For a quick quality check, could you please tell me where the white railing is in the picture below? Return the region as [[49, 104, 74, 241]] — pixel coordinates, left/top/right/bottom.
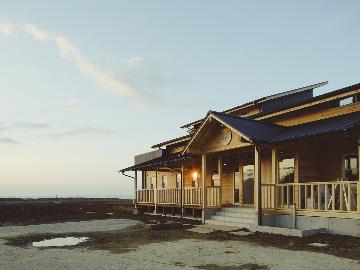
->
[[136, 187, 221, 207], [156, 188, 181, 205], [136, 189, 154, 204], [261, 181, 359, 214], [183, 187, 202, 205], [207, 187, 220, 207]]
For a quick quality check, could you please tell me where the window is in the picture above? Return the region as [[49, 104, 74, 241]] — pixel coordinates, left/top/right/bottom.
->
[[211, 171, 220, 187], [161, 175, 168, 189], [176, 174, 181, 189], [339, 97, 353, 107], [149, 176, 154, 190], [329, 95, 359, 108], [344, 154, 359, 181], [192, 172, 199, 187], [279, 154, 295, 183]]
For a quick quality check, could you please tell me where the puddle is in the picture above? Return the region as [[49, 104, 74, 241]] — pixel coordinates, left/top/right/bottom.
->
[[309, 243, 328, 247], [32, 237, 89, 247], [86, 211, 96, 214], [106, 213, 114, 215]]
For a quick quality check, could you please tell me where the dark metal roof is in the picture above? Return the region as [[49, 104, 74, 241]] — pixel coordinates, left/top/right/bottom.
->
[[211, 111, 285, 143], [211, 111, 360, 144], [272, 112, 360, 143], [180, 81, 328, 129], [119, 154, 190, 172], [251, 82, 360, 119], [151, 134, 191, 149]]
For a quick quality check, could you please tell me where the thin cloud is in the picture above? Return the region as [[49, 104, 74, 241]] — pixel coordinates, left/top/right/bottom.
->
[[65, 99, 87, 113], [0, 137, 20, 145], [51, 127, 115, 138], [126, 57, 144, 69], [15, 121, 51, 130], [24, 23, 151, 106], [0, 21, 13, 35], [41, 99, 87, 114], [24, 23, 51, 41]]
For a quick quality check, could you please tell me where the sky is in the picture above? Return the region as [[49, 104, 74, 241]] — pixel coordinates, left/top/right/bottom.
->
[[0, 0, 359, 198]]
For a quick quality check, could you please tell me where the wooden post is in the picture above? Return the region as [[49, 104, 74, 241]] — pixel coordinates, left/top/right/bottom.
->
[[239, 162, 243, 206], [154, 169, 158, 214], [134, 170, 138, 209], [294, 152, 299, 208], [201, 154, 207, 223], [254, 147, 262, 226], [271, 148, 278, 209], [218, 156, 222, 207], [358, 136, 360, 214], [181, 164, 185, 218]]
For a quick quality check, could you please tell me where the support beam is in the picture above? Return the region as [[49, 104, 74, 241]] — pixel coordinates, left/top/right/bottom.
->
[[254, 147, 262, 226], [218, 156, 223, 206], [239, 162, 243, 206], [271, 148, 278, 209], [181, 164, 185, 218], [358, 136, 360, 214], [134, 170, 138, 208], [154, 169, 158, 214], [201, 154, 207, 223]]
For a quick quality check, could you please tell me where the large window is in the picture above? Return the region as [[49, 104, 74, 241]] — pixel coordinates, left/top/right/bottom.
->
[[149, 176, 154, 190], [176, 174, 181, 189], [192, 172, 199, 187], [344, 154, 359, 181], [161, 175, 168, 189], [279, 154, 295, 183], [211, 170, 220, 187]]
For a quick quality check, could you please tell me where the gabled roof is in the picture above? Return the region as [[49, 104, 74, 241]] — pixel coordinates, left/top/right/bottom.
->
[[121, 112, 360, 172], [180, 81, 328, 129], [210, 111, 286, 143], [183, 111, 360, 153]]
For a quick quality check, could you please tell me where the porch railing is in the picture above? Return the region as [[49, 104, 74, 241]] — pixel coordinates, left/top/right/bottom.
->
[[206, 187, 220, 207], [183, 187, 202, 205], [136, 187, 221, 207], [136, 189, 155, 204], [261, 181, 359, 214], [156, 188, 181, 205]]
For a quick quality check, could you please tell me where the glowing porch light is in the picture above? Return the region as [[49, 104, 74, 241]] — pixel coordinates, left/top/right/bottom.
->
[[192, 171, 199, 180]]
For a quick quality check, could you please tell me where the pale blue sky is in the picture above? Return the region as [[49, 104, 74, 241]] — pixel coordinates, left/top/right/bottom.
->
[[0, 1, 359, 197]]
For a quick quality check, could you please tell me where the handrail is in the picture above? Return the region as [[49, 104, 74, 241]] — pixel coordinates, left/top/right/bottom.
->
[[261, 181, 358, 213]]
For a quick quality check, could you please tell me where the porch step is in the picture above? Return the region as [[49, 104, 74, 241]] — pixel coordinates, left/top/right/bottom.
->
[[206, 219, 254, 230], [206, 207, 257, 229]]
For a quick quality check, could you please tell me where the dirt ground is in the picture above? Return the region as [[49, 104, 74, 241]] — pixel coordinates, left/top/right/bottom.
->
[[0, 201, 199, 226], [1, 201, 360, 269], [1, 220, 359, 270]]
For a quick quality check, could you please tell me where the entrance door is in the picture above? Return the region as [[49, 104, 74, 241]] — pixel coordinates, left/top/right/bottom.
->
[[242, 165, 254, 205], [234, 171, 240, 205]]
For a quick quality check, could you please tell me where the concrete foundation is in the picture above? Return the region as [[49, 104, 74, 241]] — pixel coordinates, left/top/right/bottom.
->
[[261, 213, 360, 237]]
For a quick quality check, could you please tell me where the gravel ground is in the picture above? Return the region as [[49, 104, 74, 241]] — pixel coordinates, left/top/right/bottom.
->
[[0, 219, 140, 238], [0, 219, 359, 270]]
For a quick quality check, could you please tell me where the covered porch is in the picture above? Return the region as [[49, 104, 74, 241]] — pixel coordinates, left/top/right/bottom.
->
[[123, 111, 360, 225]]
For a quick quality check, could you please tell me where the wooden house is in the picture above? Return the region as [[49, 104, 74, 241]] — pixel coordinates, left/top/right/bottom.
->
[[120, 81, 360, 236]]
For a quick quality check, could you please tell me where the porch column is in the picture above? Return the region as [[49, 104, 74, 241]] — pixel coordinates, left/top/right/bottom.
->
[[358, 136, 360, 214], [181, 164, 185, 218], [218, 156, 222, 206], [154, 169, 158, 214], [201, 154, 207, 223], [134, 170, 138, 209], [239, 162, 243, 205], [271, 148, 278, 209], [254, 146, 262, 226]]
